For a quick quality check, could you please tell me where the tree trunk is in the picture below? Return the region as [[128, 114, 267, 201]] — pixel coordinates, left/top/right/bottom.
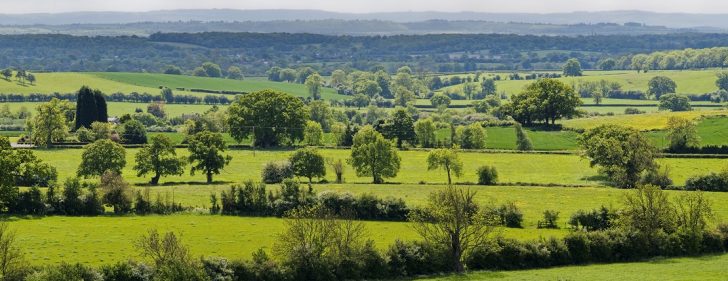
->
[[373, 174, 383, 184], [451, 234, 464, 273], [447, 169, 452, 186], [151, 173, 161, 185], [206, 172, 213, 184]]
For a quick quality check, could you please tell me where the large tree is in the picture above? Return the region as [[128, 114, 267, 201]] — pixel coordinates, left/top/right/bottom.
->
[[134, 135, 186, 185], [187, 131, 232, 184], [74, 86, 108, 129], [579, 125, 658, 188], [378, 107, 416, 148], [29, 98, 70, 148], [647, 76, 677, 99], [348, 125, 401, 184], [414, 118, 437, 148], [0, 137, 20, 211], [562, 58, 583, 77], [658, 93, 691, 112], [716, 72, 728, 91], [227, 90, 308, 147], [665, 117, 700, 151], [289, 147, 326, 185], [427, 148, 463, 185], [304, 72, 323, 100], [504, 78, 581, 125], [77, 139, 127, 178], [410, 186, 495, 273]]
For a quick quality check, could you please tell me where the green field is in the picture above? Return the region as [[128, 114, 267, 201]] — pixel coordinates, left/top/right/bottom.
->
[[4, 101, 221, 118], [420, 254, 728, 281], [561, 110, 727, 131], [0, 72, 344, 100], [34, 148, 727, 187]]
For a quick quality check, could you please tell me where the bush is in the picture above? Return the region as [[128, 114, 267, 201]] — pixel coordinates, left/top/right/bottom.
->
[[26, 263, 102, 281], [386, 240, 449, 277], [564, 231, 590, 263], [76, 127, 95, 143], [100, 261, 154, 281], [685, 171, 728, 192], [490, 202, 523, 228], [568, 206, 616, 231], [476, 165, 498, 185], [624, 107, 645, 115], [261, 161, 294, 184], [640, 167, 673, 189], [538, 210, 560, 229]]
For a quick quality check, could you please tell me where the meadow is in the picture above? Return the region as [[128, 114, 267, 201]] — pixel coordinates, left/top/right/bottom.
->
[[420, 254, 728, 281], [4, 101, 221, 118], [0, 72, 343, 99]]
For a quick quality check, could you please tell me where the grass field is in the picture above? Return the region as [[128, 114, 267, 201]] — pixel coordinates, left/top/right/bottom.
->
[[0, 72, 344, 100], [561, 109, 727, 131], [420, 254, 728, 281], [3, 101, 221, 118], [34, 148, 727, 187], [440, 69, 727, 96]]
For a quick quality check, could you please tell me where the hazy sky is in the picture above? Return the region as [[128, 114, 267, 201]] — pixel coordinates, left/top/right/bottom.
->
[[0, 0, 724, 14]]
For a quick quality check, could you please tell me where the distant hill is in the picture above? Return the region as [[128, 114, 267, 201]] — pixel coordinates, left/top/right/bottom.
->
[[1, 9, 728, 30]]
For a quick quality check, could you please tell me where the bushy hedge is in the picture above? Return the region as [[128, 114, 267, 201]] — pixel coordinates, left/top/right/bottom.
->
[[261, 161, 294, 184], [685, 171, 728, 192]]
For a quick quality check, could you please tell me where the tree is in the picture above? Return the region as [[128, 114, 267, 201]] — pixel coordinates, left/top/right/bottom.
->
[[308, 100, 333, 131], [504, 78, 581, 125], [77, 139, 127, 178], [227, 66, 244, 80], [29, 98, 69, 148], [134, 134, 186, 185], [480, 78, 497, 96], [352, 94, 370, 109], [305, 73, 323, 100], [658, 93, 691, 111], [592, 90, 604, 105], [414, 118, 437, 148], [348, 125, 401, 184], [303, 121, 324, 146], [289, 147, 326, 185], [410, 186, 495, 273], [95, 90, 108, 123], [201, 62, 222, 78], [330, 69, 347, 87], [456, 123, 486, 149], [280, 68, 297, 83], [430, 93, 451, 108], [0, 69, 11, 81], [462, 83, 478, 100], [26, 73, 36, 85], [0, 138, 20, 211], [187, 131, 232, 184], [100, 171, 132, 214], [579, 125, 658, 188], [227, 90, 307, 147], [0, 223, 24, 280], [393, 86, 416, 107], [353, 79, 381, 97], [562, 58, 583, 77], [164, 65, 183, 75], [716, 72, 728, 91], [161, 87, 175, 103], [192, 67, 207, 77], [427, 149, 463, 185], [75, 86, 99, 129], [147, 102, 167, 119], [120, 120, 147, 144], [379, 108, 416, 148], [296, 67, 316, 84], [514, 122, 534, 151], [665, 117, 700, 151], [621, 184, 676, 237], [647, 76, 677, 99], [599, 58, 617, 70]]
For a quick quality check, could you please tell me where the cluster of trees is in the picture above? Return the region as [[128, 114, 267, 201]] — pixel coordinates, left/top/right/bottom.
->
[[614, 47, 728, 71], [0, 68, 36, 85]]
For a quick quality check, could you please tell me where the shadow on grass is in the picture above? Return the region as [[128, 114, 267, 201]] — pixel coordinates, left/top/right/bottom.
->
[[135, 181, 235, 187]]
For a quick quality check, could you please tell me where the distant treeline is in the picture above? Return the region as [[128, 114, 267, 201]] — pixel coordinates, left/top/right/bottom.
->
[[5, 32, 728, 74]]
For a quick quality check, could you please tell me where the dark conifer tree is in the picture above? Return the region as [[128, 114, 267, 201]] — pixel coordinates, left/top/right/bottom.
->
[[75, 86, 98, 129], [94, 89, 108, 123]]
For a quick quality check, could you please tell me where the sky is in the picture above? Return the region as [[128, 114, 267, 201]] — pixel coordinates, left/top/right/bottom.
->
[[0, 0, 723, 14]]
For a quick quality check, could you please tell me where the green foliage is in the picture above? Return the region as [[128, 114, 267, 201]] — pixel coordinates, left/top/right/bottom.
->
[[289, 147, 326, 184], [378, 108, 416, 148], [430, 93, 451, 108], [100, 171, 132, 214], [349, 125, 401, 184], [227, 90, 307, 147], [308, 100, 333, 131], [648, 76, 677, 98], [304, 72, 323, 100], [659, 93, 692, 111], [456, 123, 486, 149], [480, 78, 497, 95], [227, 66, 244, 80], [414, 118, 437, 148], [201, 62, 222, 78], [579, 125, 658, 188], [0, 138, 20, 211], [503, 78, 582, 125], [77, 139, 126, 178], [134, 135, 186, 185], [187, 131, 232, 184], [426, 148, 463, 185], [29, 98, 70, 148], [261, 161, 293, 184], [476, 165, 498, 185], [491, 202, 524, 228], [685, 170, 728, 192], [14, 149, 58, 187], [716, 72, 728, 91], [164, 65, 182, 75], [303, 120, 324, 146], [74, 86, 106, 130], [120, 119, 147, 144], [562, 58, 583, 77], [621, 185, 676, 235], [666, 117, 700, 151], [514, 123, 534, 151]]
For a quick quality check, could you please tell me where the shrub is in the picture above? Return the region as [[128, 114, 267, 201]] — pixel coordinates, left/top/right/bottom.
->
[[490, 202, 523, 228], [538, 210, 560, 229], [564, 231, 590, 263], [100, 261, 154, 281], [386, 240, 449, 277], [261, 161, 293, 184], [76, 127, 94, 143], [26, 263, 102, 281], [568, 206, 616, 231], [476, 165, 498, 185], [685, 171, 728, 192], [624, 107, 645, 115], [640, 166, 673, 189]]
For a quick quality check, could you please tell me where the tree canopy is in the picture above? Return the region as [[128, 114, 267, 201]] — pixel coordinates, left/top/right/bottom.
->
[[227, 90, 308, 147], [77, 139, 127, 178], [187, 131, 232, 184], [503, 78, 581, 125], [134, 134, 186, 185], [348, 125, 401, 184]]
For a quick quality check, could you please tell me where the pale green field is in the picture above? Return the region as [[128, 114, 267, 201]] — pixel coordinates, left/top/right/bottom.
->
[[420, 254, 728, 281], [3, 101, 221, 118], [0, 72, 344, 100], [561, 109, 727, 131], [35, 148, 727, 187]]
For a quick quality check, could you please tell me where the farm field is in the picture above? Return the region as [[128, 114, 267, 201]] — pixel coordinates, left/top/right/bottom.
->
[[3, 101, 222, 118], [420, 253, 728, 281], [0, 72, 344, 99], [560, 109, 727, 131], [34, 148, 727, 187]]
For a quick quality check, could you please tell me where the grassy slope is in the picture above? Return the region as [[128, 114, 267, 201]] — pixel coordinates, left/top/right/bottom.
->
[[36, 148, 726, 187], [0, 72, 344, 100], [419, 254, 728, 281], [4, 101, 222, 118]]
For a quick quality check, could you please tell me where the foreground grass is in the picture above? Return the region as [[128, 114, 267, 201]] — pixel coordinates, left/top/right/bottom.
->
[[418, 253, 728, 281], [34, 148, 727, 186], [5, 215, 561, 266]]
